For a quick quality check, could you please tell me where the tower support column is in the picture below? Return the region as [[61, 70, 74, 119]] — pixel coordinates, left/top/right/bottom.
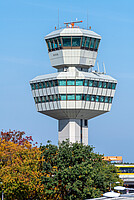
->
[[58, 119, 88, 145]]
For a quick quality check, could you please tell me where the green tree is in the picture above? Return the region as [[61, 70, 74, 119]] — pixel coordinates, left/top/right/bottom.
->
[[41, 140, 121, 200]]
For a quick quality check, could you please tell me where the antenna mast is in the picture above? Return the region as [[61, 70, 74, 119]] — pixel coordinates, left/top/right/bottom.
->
[[58, 8, 59, 29]]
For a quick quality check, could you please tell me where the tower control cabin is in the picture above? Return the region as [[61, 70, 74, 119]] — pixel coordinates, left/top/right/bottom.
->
[[30, 22, 117, 145]]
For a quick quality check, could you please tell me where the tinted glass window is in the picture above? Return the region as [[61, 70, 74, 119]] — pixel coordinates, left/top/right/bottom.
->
[[43, 82, 46, 88], [39, 83, 42, 89], [58, 80, 66, 86], [34, 97, 38, 104], [100, 96, 104, 102], [38, 97, 41, 103], [76, 80, 83, 86], [57, 94, 60, 101], [90, 38, 95, 49], [95, 39, 100, 50], [35, 83, 39, 89], [105, 97, 109, 103], [67, 94, 75, 100], [89, 80, 93, 87], [46, 81, 50, 88], [57, 37, 61, 48], [76, 94, 82, 100], [50, 39, 54, 49], [54, 38, 58, 48], [42, 96, 45, 103], [98, 81, 102, 88], [67, 80, 75, 86], [103, 82, 107, 88], [107, 82, 112, 89], [96, 96, 99, 102], [85, 37, 90, 48], [53, 95, 57, 101], [31, 84, 35, 90], [86, 94, 90, 101], [91, 95, 95, 101], [72, 37, 81, 47], [54, 80, 58, 87], [112, 83, 116, 89], [62, 37, 71, 47], [109, 97, 113, 103], [93, 81, 98, 87], [46, 96, 49, 102], [60, 94, 66, 100], [46, 40, 51, 51], [82, 94, 86, 100], [84, 79, 88, 86], [82, 37, 86, 47]]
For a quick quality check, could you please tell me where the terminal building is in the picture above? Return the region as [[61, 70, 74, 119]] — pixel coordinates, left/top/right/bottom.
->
[[30, 21, 117, 145]]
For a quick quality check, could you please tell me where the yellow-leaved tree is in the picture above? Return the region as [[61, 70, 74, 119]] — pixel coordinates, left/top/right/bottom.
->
[[0, 130, 45, 200]]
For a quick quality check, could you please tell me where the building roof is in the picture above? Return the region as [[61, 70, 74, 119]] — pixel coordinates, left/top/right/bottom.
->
[[30, 70, 117, 83], [45, 28, 101, 40]]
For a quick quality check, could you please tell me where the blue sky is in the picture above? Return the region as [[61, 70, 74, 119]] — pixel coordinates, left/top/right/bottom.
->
[[0, 0, 134, 162]]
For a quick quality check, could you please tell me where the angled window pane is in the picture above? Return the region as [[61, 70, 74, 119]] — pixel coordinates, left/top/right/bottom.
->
[[89, 80, 93, 87], [41, 96, 45, 103], [46, 40, 51, 51], [82, 94, 86, 101], [57, 94, 60, 101], [31, 84, 35, 90], [91, 95, 95, 101], [43, 82, 46, 88], [109, 97, 113, 103], [60, 94, 66, 100], [46, 96, 49, 102], [96, 96, 99, 102], [50, 39, 55, 49], [38, 97, 41, 103], [84, 79, 88, 86], [105, 96, 109, 103], [62, 37, 71, 47], [82, 36, 86, 47], [94, 39, 100, 50], [67, 80, 75, 86], [49, 95, 53, 102], [34, 97, 38, 104], [100, 96, 104, 102], [67, 94, 75, 100], [86, 94, 90, 101], [93, 81, 98, 87], [90, 38, 95, 49], [98, 81, 102, 88], [103, 82, 107, 88], [46, 81, 50, 88], [107, 82, 112, 89], [53, 94, 57, 101], [39, 82, 42, 89], [112, 83, 116, 89], [72, 37, 81, 47], [35, 83, 39, 89], [54, 38, 58, 48], [54, 80, 58, 87], [57, 37, 62, 48], [85, 37, 90, 48], [76, 79, 83, 86], [50, 80, 54, 87], [76, 94, 82, 100], [58, 80, 66, 86]]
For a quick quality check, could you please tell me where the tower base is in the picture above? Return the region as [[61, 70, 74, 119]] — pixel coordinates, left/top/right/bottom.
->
[[58, 119, 88, 145]]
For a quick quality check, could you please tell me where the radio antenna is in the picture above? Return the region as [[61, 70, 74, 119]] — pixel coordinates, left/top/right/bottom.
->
[[97, 61, 100, 73], [87, 10, 88, 29], [103, 62, 106, 74], [58, 8, 59, 29]]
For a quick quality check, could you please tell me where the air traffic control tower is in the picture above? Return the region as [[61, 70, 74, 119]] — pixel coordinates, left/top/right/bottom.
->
[[30, 21, 117, 145]]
